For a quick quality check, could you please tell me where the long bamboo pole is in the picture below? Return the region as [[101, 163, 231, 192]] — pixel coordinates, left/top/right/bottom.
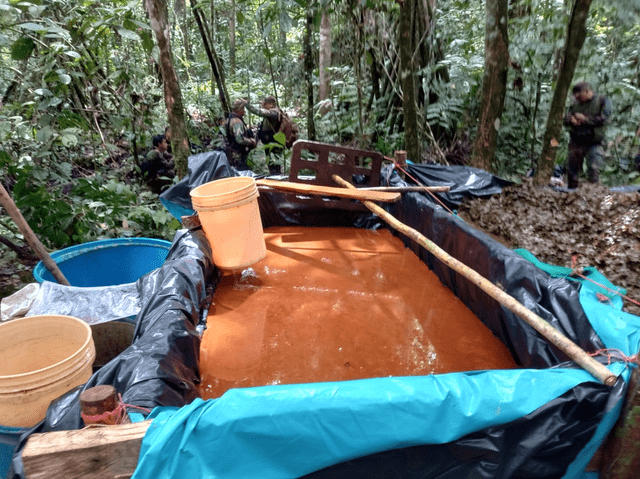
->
[[332, 174, 616, 387], [0, 183, 70, 286]]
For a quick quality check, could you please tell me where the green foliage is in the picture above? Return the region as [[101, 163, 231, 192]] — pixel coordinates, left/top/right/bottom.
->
[[10, 36, 35, 60], [4, 0, 640, 269], [0, 149, 178, 249]]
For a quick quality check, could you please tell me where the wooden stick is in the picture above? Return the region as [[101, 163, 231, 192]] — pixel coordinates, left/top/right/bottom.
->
[[332, 174, 617, 387], [22, 420, 151, 478], [256, 179, 401, 203], [0, 183, 70, 286], [359, 186, 451, 193]]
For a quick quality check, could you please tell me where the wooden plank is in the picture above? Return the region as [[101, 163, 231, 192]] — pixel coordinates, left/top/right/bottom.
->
[[22, 420, 151, 479], [359, 186, 451, 193], [256, 179, 401, 203]]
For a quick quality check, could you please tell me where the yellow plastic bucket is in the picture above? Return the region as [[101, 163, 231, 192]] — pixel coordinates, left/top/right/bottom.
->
[[190, 177, 266, 270], [0, 315, 95, 428]]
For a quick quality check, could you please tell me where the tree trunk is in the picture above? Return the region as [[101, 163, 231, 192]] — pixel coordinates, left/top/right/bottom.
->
[[470, 0, 509, 172], [318, 8, 331, 117], [305, 2, 316, 140], [229, 0, 236, 74], [536, 0, 592, 185], [191, 2, 230, 114], [175, 0, 191, 66], [144, 0, 190, 178], [399, 0, 420, 163], [349, 3, 365, 146]]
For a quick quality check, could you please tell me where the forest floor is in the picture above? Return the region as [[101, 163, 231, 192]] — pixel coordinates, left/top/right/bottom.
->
[[457, 180, 640, 317], [2, 173, 639, 319]]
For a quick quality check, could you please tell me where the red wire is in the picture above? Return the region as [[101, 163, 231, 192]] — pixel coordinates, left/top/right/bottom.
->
[[571, 255, 640, 307], [590, 348, 638, 366]]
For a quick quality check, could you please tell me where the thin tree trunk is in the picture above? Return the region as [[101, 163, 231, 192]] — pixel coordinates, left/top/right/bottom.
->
[[530, 73, 542, 165], [175, 0, 191, 65], [351, 5, 365, 145], [258, 14, 279, 105], [399, 0, 419, 163], [470, 0, 509, 172], [318, 8, 331, 117], [210, 0, 216, 38], [305, 2, 316, 140], [192, 2, 229, 114], [200, 4, 227, 95], [144, 0, 190, 178], [537, 0, 592, 185], [229, 0, 236, 74]]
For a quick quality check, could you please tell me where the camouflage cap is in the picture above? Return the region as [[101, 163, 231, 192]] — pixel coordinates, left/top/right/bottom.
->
[[231, 99, 246, 111]]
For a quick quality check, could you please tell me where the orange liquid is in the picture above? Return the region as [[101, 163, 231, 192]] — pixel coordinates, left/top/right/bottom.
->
[[199, 227, 516, 399]]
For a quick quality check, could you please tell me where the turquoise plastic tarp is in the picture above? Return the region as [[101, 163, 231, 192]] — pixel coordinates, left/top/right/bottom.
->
[[131, 253, 638, 479], [132, 364, 628, 479]]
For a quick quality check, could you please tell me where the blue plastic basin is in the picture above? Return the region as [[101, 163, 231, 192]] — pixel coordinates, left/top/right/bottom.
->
[[0, 425, 23, 479], [33, 238, 172, 287]]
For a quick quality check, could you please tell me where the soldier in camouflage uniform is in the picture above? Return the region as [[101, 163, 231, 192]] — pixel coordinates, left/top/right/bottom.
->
[[224, 99, 256, 170], [563, 82, 612, 189], [140, 134, 175, 194], [245, 95, 284, 175]]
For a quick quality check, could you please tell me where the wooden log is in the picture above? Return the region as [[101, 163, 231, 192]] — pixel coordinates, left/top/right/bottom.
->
[[256, 179, 401, 203], [394, 150, 407, 169], [0, 182, 70, 286], [181, 214, 201, 229], [394, 150, 407, 180], [80, 385, 129, 426], [22, 420, 151, 479], [332, 174, 617, 387]]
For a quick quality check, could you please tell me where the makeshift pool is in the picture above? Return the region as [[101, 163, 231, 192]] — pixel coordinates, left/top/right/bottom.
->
[[33, 238, 172, 287], [15, 153, 640, 479]]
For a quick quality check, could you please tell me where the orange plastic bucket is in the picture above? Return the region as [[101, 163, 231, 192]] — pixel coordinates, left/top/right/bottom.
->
[[0, 315, 95, 428], [190, 177, 266, 270]]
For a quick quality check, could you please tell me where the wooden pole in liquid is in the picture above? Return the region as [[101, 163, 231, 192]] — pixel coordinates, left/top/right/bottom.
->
[[332, 174, 616, 387]]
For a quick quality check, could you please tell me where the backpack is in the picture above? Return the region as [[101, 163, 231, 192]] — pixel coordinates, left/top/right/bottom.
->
[[276, 108, 299, 149]]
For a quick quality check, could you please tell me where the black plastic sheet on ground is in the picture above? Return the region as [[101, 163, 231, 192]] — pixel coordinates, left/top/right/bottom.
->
[[404, 163, 514, 208], [11, 228, 216, 478], [159, 150, 261, 219]]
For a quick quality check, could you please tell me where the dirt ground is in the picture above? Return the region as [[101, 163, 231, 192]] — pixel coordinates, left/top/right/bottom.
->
[[457, 181, 640, 317]]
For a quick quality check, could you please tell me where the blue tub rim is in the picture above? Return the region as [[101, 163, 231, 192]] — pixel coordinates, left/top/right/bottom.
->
[[0, 423, 25, 479], [33, 237, 172, 284]]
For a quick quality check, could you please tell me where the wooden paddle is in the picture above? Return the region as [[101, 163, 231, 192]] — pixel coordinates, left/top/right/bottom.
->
[[256, 178, 401, 203], [0, 183, 70, 286], [332, 174, 616, 387]]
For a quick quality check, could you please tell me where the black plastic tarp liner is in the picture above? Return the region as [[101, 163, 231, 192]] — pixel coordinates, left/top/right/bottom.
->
[[11, 228, 216, 478], [403, 163, 514, 208], [159, 152, 512, 215], [159, 150, 257, 214], [11, 155, 627, 479], [303, 381, 622, 479], [253, 165, 625, 478]]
